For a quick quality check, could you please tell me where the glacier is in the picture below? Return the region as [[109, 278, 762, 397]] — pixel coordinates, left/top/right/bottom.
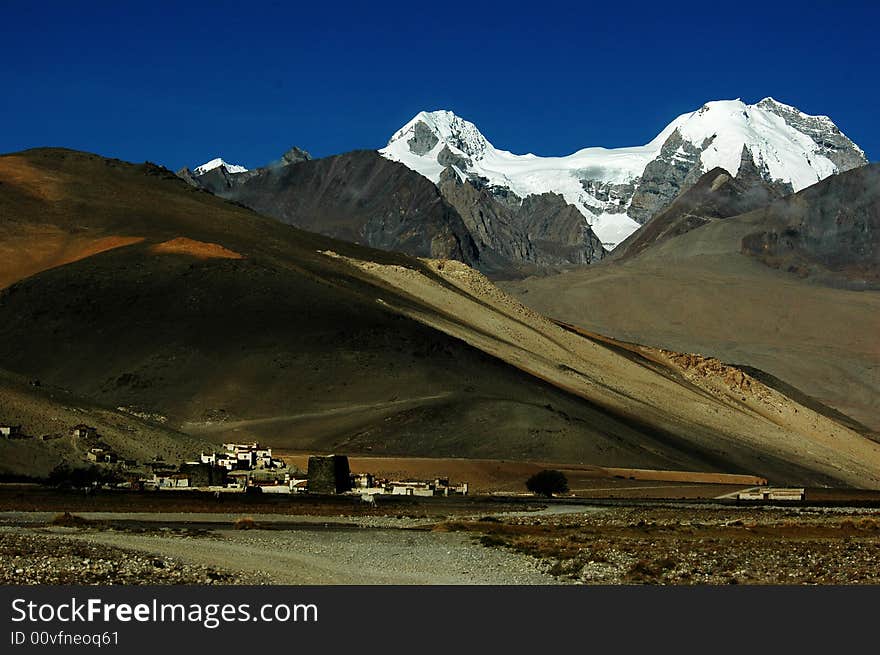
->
[[380, 99, 866, 249]]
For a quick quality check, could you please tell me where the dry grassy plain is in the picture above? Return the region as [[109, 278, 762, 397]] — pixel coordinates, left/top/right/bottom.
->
[[280, 453, 764, 498], [502, 213, 880, 434]]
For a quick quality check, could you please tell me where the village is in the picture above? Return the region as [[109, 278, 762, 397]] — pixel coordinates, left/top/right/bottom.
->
[[4, 421, 813, 502], [1, 421, 469, 498], [153, 446, 469, 498]]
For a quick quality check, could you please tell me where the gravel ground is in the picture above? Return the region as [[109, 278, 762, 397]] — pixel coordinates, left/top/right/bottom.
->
[[0, 511, 436, 529], [0, 529, 261, 585], [0, 516, 557, 584], [8, 504, 878, 585], [443, 505, 880, 584]]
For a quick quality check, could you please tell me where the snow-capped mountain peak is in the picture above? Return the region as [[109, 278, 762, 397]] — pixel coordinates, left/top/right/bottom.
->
[[387, 110, 492, 160], [380, 99, 867, 249], [193, 157, 248, 175]]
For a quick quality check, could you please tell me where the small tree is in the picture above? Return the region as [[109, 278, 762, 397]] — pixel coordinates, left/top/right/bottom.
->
[[47, 463, 119, 489], [526, 469, 568, 497]]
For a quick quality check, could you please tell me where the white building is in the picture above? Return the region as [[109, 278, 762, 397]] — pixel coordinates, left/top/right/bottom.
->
[[199, 442, 284, 471]]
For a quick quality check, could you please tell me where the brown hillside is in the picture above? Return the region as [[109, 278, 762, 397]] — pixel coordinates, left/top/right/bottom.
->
[[1, 148, 878, 487], [504, 167, 880, 433]]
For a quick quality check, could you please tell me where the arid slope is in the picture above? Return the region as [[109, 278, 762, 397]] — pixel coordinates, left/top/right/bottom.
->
[[0, 369, 209, 478], [503, 168, 880, 433], [322, 253, 880, 488], [0, 148, 878, 486]]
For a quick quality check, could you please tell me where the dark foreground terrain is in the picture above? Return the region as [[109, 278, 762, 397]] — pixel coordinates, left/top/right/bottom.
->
[[439, 505, 880, 584], [0, 532, 258, 585], [2, 494, 879, 585]]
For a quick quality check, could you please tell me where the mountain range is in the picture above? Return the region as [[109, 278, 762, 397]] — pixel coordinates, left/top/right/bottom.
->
[[380, 99, 866, 248], [180, 98, 866, 278], [0, 96, 877, 488]]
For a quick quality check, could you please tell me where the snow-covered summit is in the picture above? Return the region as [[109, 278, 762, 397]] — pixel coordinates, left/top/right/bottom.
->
[[380, 100, 866, 248], [387, 110, 491, 160], [193, 157, 248, 175]]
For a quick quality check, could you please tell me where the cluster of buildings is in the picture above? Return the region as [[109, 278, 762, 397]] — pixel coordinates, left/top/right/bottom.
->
[[736, 487, 805, 501], [144, 442, 286, 491], [307, 455, 468, 497], [1, 423, 70, 442], [198, 442, 286, 471], [141, 450, 469, 498], [3, 422, 471, 499], [350, 471, 468, 497], [4, 423, 815, 504]]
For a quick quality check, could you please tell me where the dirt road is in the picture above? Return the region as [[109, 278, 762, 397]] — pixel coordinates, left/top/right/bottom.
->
[[1, 510, 558, 584]]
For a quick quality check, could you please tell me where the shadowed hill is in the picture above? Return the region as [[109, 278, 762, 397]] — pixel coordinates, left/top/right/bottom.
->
[[1, 148, 879, 487], [185, 150, 606, 279], [613, 166, 781, 261], [0, 368, 210, 478], [0, 148, 716, 471], [207, 150, 482, 269], [739, 163, 880, 286]]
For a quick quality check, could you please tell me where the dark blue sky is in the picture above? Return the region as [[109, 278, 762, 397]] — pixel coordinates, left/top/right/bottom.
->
[[2, 1, 877, 170]]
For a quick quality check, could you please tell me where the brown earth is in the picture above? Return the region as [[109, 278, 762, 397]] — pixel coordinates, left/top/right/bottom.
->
[[0, 148, 878, 489], [280, 453, 765, 495], [0, 369, 210, 478], [0, 155, 67, 201], [439, 506, 880, 584], [503, 222, 880, 434], [324, 252, 880, 488], [150, 237, 243, 260], [0, 226, 144, 289]]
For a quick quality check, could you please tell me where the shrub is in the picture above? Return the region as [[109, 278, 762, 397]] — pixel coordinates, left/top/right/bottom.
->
[[526, 469, 569, 497], [47, 464, 119, 489], [233, 517, 258, 530], [479, 534, 507, 548], [50, 512, 92, 527]]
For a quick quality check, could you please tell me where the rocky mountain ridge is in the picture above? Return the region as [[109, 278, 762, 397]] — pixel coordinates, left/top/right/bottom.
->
[[381, 99, 867, 248], [182, 150, 606, 278]]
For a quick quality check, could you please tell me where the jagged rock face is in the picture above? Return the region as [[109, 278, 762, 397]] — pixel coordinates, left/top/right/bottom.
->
[[756, 98, 867, 172], [407, 121, 438, 155], [188, 164, 236, 194], [183, 147, 605, 278], [437, 168, 605, 273], [614, 165, 782, 261], [734, 145, 793, 196], [202, 150, 480, 267], [740, 164, 880, 287], [487, 185, 523, 209], [281, 146, 312, 165], [436, 168, 537, 273], [381, 101, 868, 249], [185, 164, 262, 196], [627, 129, 706, 224], [436, 145, 472, 171], [515, 193, 605, 265], [175, 167, 199, 187], [579, 179, 633, 215]]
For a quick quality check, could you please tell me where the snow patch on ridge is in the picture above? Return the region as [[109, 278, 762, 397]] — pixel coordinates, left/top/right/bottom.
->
[[194, 158, 248, 175], [381, 100, 864, 249]]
